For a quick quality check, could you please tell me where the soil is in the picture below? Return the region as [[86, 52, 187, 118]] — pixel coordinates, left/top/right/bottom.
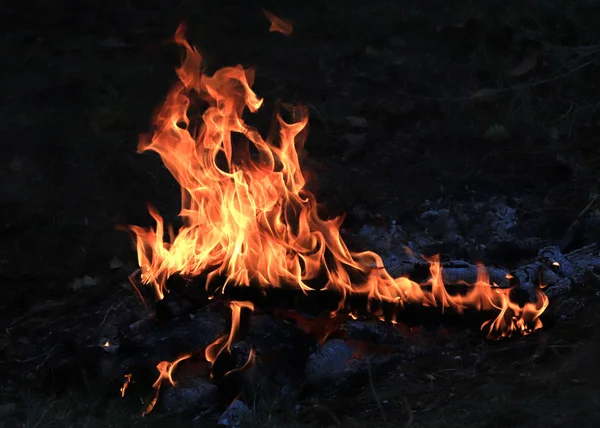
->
[[1, 0, 600, 427]]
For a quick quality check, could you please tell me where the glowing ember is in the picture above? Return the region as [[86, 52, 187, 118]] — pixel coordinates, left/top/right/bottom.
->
[[262, 9, 293, 36], [128, 25, 549, 338]]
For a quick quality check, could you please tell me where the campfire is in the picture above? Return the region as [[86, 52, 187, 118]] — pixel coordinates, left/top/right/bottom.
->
[[122, 24, 558, 417]]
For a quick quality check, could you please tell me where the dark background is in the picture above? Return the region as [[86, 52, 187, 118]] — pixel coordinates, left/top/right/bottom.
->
[[1, 0, 599, 425], [3, 0, 599, 311]]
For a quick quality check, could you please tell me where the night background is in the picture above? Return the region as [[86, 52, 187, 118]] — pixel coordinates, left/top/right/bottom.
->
[[1, 0, 600, 426]]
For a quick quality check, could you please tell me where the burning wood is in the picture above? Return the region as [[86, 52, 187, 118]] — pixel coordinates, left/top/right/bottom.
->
[[126, 25, 548, 339], [102, 23, 600, 420], [142, 353, 192, 416]]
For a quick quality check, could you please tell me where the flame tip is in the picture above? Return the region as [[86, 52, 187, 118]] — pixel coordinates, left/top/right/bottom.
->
[[127, 28, 549, 349]]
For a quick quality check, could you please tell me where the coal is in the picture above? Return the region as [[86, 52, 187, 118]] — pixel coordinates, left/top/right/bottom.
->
[[125, 314, 155, 335], [115, 312, 226, 383], [211, 341, 253, 383], [155, 294, 193, 321], [218, 400, 251, 427], [160, 378, 218, 414], [304, 339, 355, 387], [344, 319, 409, 344]]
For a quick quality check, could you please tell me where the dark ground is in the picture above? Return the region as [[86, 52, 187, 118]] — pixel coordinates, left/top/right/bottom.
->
[[1, 0, 600, 427]]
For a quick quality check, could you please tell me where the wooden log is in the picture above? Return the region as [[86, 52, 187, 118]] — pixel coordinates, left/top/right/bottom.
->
[[125, 244, 600, 342]]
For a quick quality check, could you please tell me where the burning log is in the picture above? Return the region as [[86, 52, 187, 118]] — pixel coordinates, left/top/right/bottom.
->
[[152, 267, 547, 338], [123, 25, 547, 340], [126, 246, 594, 341], [125, 244, 595, 344], [385, 257, 509, 287], [509, 246, 572, 286], [109, 25, 600, 414], [507, 245, 575, 304]]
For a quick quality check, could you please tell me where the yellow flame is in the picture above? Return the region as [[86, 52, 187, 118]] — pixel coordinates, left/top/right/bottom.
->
[[128, 24, 548, 339]]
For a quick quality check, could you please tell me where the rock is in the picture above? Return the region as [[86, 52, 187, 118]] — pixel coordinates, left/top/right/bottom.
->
[[484, 124, 509, 141], [0, 402, 17, 418], [341, 133, 367, 161], [344, 116, 368, 128], [109, 257, 124, 270], [160, 378, 218, 413], [218, 400, 251, 427], [545, 278, 572, 299], [344, 320, 406, 344], [304, 339, 355, 386], [68, 275, 100, 291], [554, 297, 584, 320]]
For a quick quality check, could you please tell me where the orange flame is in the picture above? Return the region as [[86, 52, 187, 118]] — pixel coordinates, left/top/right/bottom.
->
[[120, 373, 132, 398], [262, 9, 293, 36], [143, 353, 191, 416], [128, 25, 548, 339], [205, 301, 254, 365], [223, 347, 256, 379]]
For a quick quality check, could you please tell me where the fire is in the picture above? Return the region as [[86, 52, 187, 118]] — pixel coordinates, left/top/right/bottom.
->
[[128, 25, 548, 338], [120, 373, 132, 398], [206, 301, 254, 367], [142, 353, 191, 416], [262, 9, 293, 36]]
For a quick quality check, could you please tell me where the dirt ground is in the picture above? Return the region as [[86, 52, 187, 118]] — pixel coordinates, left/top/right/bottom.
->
[[1, 0, 600, 427]]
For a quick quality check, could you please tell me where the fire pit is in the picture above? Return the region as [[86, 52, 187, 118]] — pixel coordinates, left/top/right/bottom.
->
[[4, 6, 600, 426], [98, 24, 595, 420]]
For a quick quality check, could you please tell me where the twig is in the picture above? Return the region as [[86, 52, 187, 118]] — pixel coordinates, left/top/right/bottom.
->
[[306, 102, 330, 131], [368, 359, 388, 427], [561, 195, 598, 251], [13, 344, 59, 370], [192, 405, 217, 422], [9, 302, 67, 329], [396, 58, 598, 102], [98, 301, 127, 327], [400, 395, 414, 428], [128, 268, 148, 309]]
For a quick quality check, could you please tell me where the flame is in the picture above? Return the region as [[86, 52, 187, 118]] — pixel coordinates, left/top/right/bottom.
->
[[205, 301, 254, 365], [128, 25, 549, 339], [223, 347, 256, 379], [143, 353, 191, 416], [120, 373, 132, 398], [262, 9, 293, 36]]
